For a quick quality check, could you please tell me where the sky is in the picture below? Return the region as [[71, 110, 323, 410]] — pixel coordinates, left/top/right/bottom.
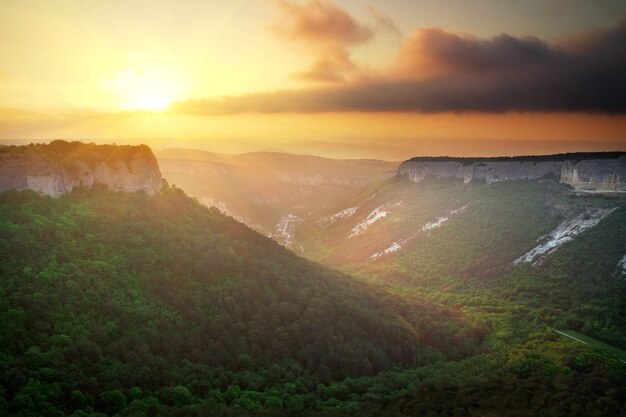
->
[[1, 0, 625, 160]]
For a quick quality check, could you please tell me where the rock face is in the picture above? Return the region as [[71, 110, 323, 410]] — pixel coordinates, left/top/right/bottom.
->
[[560, 157, 626, 191], [398, 153, 626, 192], [0, 141, 162, 197]]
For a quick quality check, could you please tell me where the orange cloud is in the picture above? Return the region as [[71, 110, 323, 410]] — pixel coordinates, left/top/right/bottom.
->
[[272, 0, 373, 45], [272, 0, 379, 83], [290, 48, 357, 82]]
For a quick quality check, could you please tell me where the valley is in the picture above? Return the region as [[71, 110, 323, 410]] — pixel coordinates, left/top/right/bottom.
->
[[155, 148, 397, 244], [4, 1, 626, 415], [1, 144, 625, 416], [156, 148, 626, 393]]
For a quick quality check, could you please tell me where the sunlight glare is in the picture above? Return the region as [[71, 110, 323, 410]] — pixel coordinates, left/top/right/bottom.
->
[[102, 67, 180, 111]]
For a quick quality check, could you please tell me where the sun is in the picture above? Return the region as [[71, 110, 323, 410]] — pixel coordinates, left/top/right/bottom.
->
[[131, 94, 172, 111], [102, 67, 179, 111]]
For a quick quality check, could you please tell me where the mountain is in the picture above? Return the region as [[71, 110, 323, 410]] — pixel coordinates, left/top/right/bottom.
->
[[0, 140, 162, 196], [291, 155, 626, 416], [2, 145, 625, 416], [155, 148, 397, 244], [297, 152, 626, 269], [0, 183, 483, 416]]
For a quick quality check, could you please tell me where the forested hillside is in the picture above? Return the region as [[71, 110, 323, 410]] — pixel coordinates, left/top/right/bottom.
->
[[1, 178, 625, 416], [293, 176, 626, 416], [296, 177, 626, 345], [0, 185, 483, 416]]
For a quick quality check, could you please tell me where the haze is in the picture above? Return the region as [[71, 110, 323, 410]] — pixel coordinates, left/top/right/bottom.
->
[[1, 0, 625, 159]]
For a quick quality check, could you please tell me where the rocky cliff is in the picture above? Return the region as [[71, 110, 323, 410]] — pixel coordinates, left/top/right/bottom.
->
[[0, 140, 162, 197], [398, 152, 626, 192], [560, 157, 626, 191]]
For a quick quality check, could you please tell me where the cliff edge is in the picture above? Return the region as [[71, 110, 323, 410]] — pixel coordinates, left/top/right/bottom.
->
[[0, 140, 162, 197], [398, 152, 626, 192]]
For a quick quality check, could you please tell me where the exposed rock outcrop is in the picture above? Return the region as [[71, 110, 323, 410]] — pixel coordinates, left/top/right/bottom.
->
[[398, 152, 626, 192], [0, 141, 162, 197], [561, 157, 626, 191]]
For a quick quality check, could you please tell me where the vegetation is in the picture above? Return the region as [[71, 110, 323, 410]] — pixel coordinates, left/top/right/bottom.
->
[[0, 186, 483, 416], [295, 177, 626, 416], [0, 140, 153, 171], [2, 175, 626, 416], [556, 330, 626, 362]]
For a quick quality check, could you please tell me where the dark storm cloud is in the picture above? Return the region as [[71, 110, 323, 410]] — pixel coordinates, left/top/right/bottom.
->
[[172, 17, 626, 114]]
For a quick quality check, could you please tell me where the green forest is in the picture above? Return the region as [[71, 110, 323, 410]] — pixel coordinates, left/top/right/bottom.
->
[[1, 183, 625, 416], [296, 177, 626, 416]]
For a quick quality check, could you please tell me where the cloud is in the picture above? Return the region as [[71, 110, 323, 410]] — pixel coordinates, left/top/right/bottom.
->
[[272, 0, 391, 82], [173, 16, 626, 114], [391, 28, 559, 79], [290, 47, 357, 82], [272, 0, 373, 45]]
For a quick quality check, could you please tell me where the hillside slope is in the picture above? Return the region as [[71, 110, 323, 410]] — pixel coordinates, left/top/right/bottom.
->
[[296, 175, 626, 347], [297, 176, 623, 275], [0, 186, 482, 415], [293, 175, 626, 416]]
